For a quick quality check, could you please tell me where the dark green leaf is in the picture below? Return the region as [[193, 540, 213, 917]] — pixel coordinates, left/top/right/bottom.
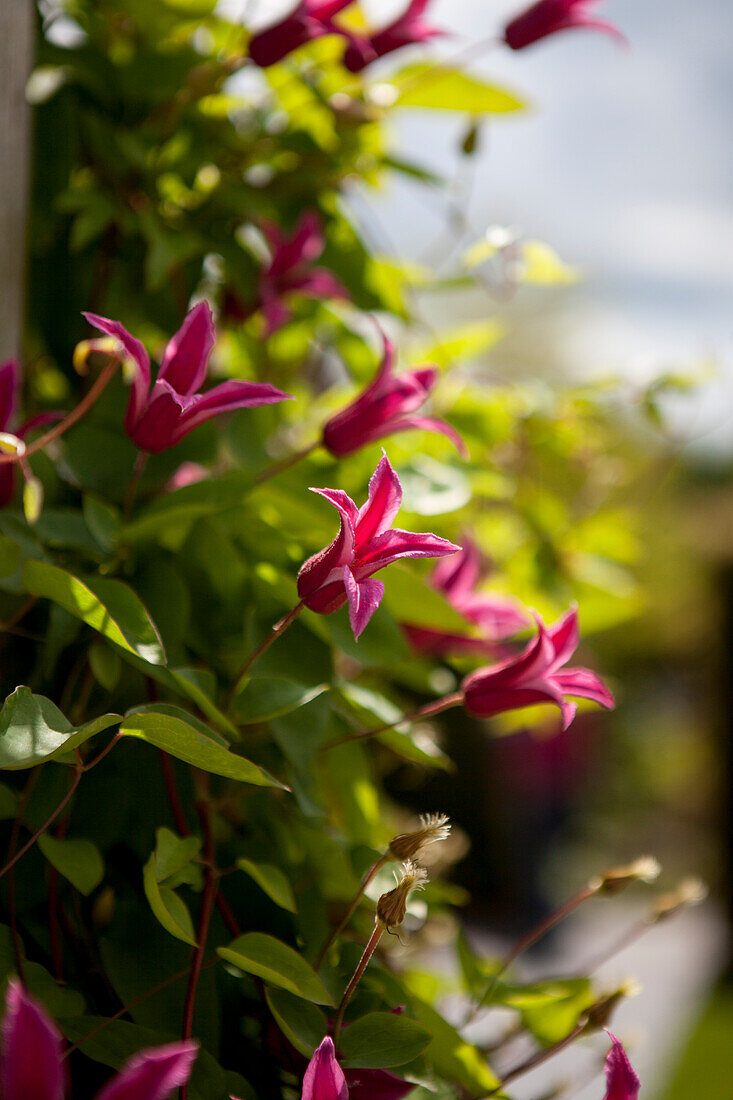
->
[[237, 858, 297, 913], [340, 1012, 432, 1068], [265, 988, 327, 1057], [38, 835, 104, 895], [218, 933, 333, 1004], [233, 677, 328, 724]]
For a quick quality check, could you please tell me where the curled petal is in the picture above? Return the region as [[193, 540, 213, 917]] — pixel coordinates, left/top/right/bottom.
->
[[159, 301, 215, 396], [388, 414, 467, 456], [458, 592, 529, 640], [128, 380, 187, 453], [1, 981, 64, 1100], [286, 268, 350, 303], [546, 605, 579, 669], [431, 538, 482, 601], [269, 212, 324, 278], [249, 9, 319, 67], [311, 487, 360, 532], [95, 1041, 198, 1100], [553, 667, 615, 710], [356, 453, 403, 546], [83, 312, 151, 434], [302, 1036, 348, 1100], [356, 528, 461, 575], [344, 566, 385, 638], [603, 1033, 640, 1100], [462, 679, 567, 721], [172, 379, 291, 442]]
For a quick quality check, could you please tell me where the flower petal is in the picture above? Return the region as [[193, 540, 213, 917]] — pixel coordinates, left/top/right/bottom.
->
[[1, 981, 65, 1100], [547, 605, 579, 670], [173, 380, 291, 441], [83, 312, 151, 434], [269, 211, 324, 278], [552, 667, 615, 710], [95, 1041, 198, 1100], [302, 1036, 348, 1100], [355, 528, 461, 575], [344, 566, 385, 639], [603, 1033, 640, 1100], [388, 414, 467, 455], [462, 679, 566, 720], [0, 359, 19, 430], [298, 491, 357, 607], [431, 538, 481, 601], [355, 453, 403, 545], [158, 301, 215, 396], [129, 380, 187, 453], [311, 487, 360, 532]]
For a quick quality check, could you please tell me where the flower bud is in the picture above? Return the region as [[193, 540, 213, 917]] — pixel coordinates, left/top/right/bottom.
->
[[389, 813, 451, 861], [591, 856, 661, 896], [377, 860, 429, 931], [650, 877, 707, 923]]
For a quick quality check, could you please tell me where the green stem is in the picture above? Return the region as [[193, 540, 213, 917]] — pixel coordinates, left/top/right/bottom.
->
[[229, 600, 305, 704]]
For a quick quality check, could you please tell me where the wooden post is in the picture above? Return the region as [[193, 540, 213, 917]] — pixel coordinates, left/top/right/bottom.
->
[[0, 0, 34, 362]]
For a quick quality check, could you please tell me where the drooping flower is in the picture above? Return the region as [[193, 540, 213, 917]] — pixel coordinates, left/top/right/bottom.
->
[[602, 1033, 640, 1100], [503, 0, 625, 51], [461, 606, 614, 729], [321, 333, 465, 458], [84, 302, 290, 453], [297, 452, 460, 638], [343, 1, 443, 73], [0, 981, 197, 1100], [302, 1036, 348, 1100], [249, 1, 355, 68], [0, 359, 63, 507], [403, 537, 528, 657], [257, 212, 349, 336]]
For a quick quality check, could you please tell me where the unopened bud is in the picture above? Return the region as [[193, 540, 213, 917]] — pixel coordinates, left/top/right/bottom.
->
[[389, 813, 451, 861], [584, 980, 639, 1032], [73, 336, 118, 376], [377, 860, 429, 931], [591, 856, 661, 896], [0, 433, 26, 458], [651, 877, 707, 923]]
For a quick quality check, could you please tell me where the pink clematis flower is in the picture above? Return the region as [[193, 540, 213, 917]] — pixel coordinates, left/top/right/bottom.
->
[[322, 333, 466, 458], [302, 1037, 348, 1100], [603, 1033, 640, 1100], [297, 452, 460, 638], [257, 212, 349, 337], [404, 537, 528, 656], [461, 606, 614, 729], [84, 302, 290, 453], [249, 1, 355, 68], [503, 0, 625, 50], [0, 359, 63, 507], [343, 1, 444, 73], [0, 980, 197, 1100]]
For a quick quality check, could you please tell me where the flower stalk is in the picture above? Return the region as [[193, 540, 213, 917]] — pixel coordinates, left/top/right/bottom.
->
[[229, 599, 305, 703]]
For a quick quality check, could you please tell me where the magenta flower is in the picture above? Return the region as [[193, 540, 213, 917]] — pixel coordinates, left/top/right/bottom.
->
[[249, 2, 355, 68], [302, 1037, 348, 1100], [0, 359, 63, 507], [257, 212, 349, 337], [0, 980, 197, 1100], [343, 1, 443, 73], [297, 453, 460, 638], [84, 302, 290, 453], [322, 333, 466, 458], [503, 0, 625, 51], [603, 1033, 640, 1100], [461, 606, 614, 729], [404, 537, 528, 656]]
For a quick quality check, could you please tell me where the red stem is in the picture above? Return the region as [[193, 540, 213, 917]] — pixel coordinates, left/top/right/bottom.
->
[[332, 923, 384, 1047], [315, 852, 389, 969], [229, 600, 305, 702], [159, 751, 191, 836], [326, 692, 464, 751]]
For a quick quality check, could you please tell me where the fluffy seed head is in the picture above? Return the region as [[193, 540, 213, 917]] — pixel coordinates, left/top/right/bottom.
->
[[591, 856, 661, 895], [377, 860, 429, 930], [389, 813, 451, 861], [651, 877, 708, 922]]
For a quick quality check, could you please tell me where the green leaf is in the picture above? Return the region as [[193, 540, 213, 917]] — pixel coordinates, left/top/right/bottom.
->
[[0, 783, 16, 818], [394, 65, 525, 115], [233, 677, 328, 724], [381, 563, 470, 631], [411, 997, 500, 1093], [237, 858, 297, 913], [0, 687, 120, 770], [22, 560, 166, 665], [154, 827, 202, 884], [120, 711, 288, 789], [265, 988, 327, 1057], [340, 1012, 432, 1069], [218, 933, 333, 1005], [0, 534, 21, 577], [38, 835, 104, 896], [143, 853, 197, 946]]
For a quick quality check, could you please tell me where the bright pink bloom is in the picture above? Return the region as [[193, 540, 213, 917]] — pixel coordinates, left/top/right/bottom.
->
[[322, 334, 465, 458], [302, 1037, 348, 1100], [461, 606, 614, 729], [603, 1033, 640, 1100], [258, 212, 349, 337], [297, 453, 460, 638], [0, 981, 197, 1100], [343, 1, 443, 73], [249, 2, 355, 68], [84, 302, 290, 453], [0, 359, 63, 507], [504, 0, 625, 50]]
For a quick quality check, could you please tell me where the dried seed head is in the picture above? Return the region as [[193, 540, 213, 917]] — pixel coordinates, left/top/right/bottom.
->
[[376, 860, 429, 931], [591, 856, 661, 896], [389, 813, 451, 861], [651, 877, 707, 923], [584, 980, 640, 1032]]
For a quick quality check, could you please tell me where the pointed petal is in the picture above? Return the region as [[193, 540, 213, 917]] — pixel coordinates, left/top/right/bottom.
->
[[1, 981, 65, 1100], [83, 312, 151, 433], [356, 528, 461, 575], [269, 212, 324, 278], [0, 359, 19, 430], [158, 301, 215, 396], [302, 1036, 348, 1100], [128, 379, 187, 453], [431, 538, 481, 601], [462, 678, 566, 720], [553, 667, 615, 710], [95, 1041, 198, 1100], [547, 605, 579, 670], [173, 380, 291, 441], [288, 267, 349, 303], [249, 12, 319, 68], [388, 414, 467, 455], [356, 453, 403, 545], [261, 291, 292, 337], [298, 491, 357, 607], [311, 487, 360, 531], [344, 567, 385, 638], [603, 1033, 640, 1100], [462, 620, 555, 694], [564, 11, 627, 45], [458, 593, 529, 640]]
